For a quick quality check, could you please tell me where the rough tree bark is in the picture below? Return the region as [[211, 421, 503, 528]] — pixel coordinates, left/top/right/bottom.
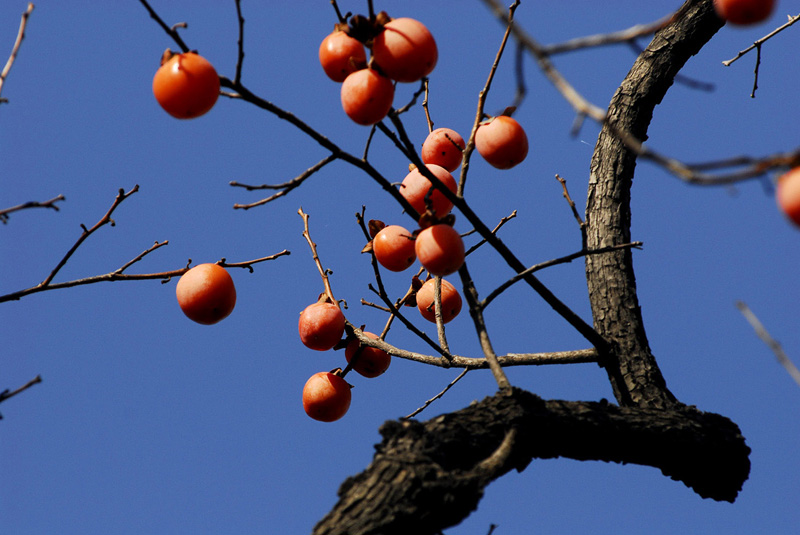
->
[[585, 0, 724, 409], [313, 2, 749, 534]]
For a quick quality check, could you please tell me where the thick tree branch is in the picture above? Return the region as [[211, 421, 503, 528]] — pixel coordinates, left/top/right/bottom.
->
[[313, 388, 750, 535], [585, 0, 724, 408]]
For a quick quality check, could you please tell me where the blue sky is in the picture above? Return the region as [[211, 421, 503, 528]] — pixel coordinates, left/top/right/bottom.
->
[[2, 2, 799, 534]]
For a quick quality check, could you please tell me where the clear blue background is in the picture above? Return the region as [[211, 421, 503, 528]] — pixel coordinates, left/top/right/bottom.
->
[[2, 1, 799, 534]]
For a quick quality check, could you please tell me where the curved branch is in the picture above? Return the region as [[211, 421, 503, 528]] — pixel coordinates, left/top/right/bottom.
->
[[313, 388, 750, 535]]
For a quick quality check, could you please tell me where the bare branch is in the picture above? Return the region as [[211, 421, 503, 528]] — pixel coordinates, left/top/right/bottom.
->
[[459, 0, 521, 196], [0, 374, 42, 418], [736, 301, 800, 387], [233, 0, 245, 85], [403, 368, 470, 419], [722, 12, 800, 66], [541, 13, 675, 55], [0, 194, 65, 224], [138, 0, 190, 52], [299, 207, 337, 305], [232, 154, 338, 209], [0, 2, 34, 104]]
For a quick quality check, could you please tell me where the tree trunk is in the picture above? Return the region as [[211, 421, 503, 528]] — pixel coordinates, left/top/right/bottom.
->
[[585, 0, 724, 408]]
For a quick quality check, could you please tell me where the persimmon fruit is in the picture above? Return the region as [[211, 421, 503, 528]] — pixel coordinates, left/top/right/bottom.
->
[[416, 278, 462, 324], [345, 332, 391, 378], [777, 167, 800, 227], [415, 224, 465, 277], [373, 224, 416, 272], [399, 164, 458, 218], [713, 0, 775, 25], [298, 302, 346, 351], [372, 17, 438, 83], [152, 51, 220, 119], [302, 371, 352, 422], [340, 68, 395, 125], [475, 115, 529, 169], [422, 128, 465, 172], [175, 263, 236, 325], [319, 29, 367, 82]]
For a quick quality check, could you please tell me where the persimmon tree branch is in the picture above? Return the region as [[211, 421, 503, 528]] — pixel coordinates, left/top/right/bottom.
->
[[0, 374, 42, 419], [459, 0, 520, 197], [585, 0, 724, 408], [736, 300, 800, 387], [313, 388, 749, 535], [138, 0, 190, 53], [722, 12, 800, 66], [231, 154, 338, 209], [0, 2, 34, 105], [0, 186, 289, 303], [481, 0, 798, 185], [0, 194, 65, 223], [348, 323, 597, 370]]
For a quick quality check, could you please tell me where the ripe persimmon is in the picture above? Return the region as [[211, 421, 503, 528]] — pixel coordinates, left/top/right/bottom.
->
[[399, 164, 458, 218], [777, 167, 800, 227], [298, 302, 346, 351], [340, 68, 395, 125], [475, 115, 529, 169], [175, 263, 236, 325], [422, 128, 465, 172], [372, 17, 438, 83], [302, 371, 352, 422], [345, 332, 391, 378], [415, 224, 465, 277], [152, 50, 220, 119], [373, 224, 416, 272], [416, 278, 462, 324], [713, 0, 775, 25], [319, 29, 367, 82]]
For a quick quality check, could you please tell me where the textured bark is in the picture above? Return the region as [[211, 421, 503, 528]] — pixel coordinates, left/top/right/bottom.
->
[[313, 389, 750, 535], [585, 0, 724, 408]]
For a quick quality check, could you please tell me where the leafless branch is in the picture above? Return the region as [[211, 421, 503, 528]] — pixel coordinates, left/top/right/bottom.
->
[[482, 241, 643, 309], [0, 374, 42, 418], [722, 13, 800, 66], [0, 194, 65, 223], [403, 368, 470, 419], [736, 301, 800, 387], [0, 2, 34, 104], [459, 0, 520, 196], [232, 154, 338, 209]]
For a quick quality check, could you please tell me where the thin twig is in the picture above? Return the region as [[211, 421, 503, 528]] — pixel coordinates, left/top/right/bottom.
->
[[0, 194, 65, 224], [0, 250, 288, 304], [556, 174, 587, 248], [0, 374, 42, 418], [541, 13, 675, 55], [234, 0, 245, 85], [736, 301, 800, 387], [422, 79, 433, 133], [723, 13, 800, 66], [403, 368, 469, 419], [0, 2, 34, 104], [432, 277, 451, 353], [459, 263, 511, 392], [299, 207, 337, 304], [459, 0, 520, 196], [138, 0, 190, 52], [482, 241, 643, 309], [464, 210, 517, 257], [232, 154, 338, 209], [43, 186, 139, 289]]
